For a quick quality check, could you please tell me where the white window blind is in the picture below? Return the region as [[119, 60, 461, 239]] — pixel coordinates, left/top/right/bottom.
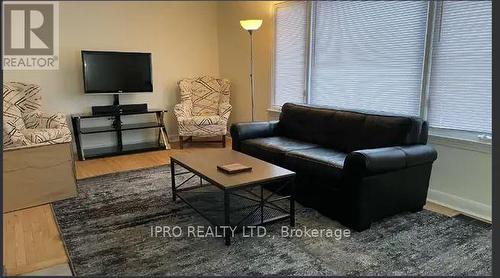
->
[[310, 1, 428, 116], [428, 1, 492, 133], [273, 2, 307, 107]]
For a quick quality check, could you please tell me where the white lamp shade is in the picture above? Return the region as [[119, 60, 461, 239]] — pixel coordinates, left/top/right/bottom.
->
[[240, 19, 263, 31]]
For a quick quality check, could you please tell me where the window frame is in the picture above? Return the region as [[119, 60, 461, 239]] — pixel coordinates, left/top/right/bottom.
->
[[271, 1, 492, 145]]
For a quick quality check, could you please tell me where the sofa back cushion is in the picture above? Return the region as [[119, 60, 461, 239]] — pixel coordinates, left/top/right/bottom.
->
[[278, 103, 427, 153]]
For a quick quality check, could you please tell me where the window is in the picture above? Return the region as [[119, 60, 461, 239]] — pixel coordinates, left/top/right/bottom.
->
[[273, 1, 492, 136], [310, 1, 428, 116], [427, 1, 492, 133], [273, 1, 308, 107]]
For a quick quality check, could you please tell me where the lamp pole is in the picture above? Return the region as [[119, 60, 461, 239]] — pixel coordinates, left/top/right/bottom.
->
[[248, 30, 255, 122], [240, 19, 262, 122]]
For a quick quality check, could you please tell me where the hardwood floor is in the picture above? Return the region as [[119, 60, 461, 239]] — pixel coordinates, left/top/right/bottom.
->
[[3, 205, 68, 275], [3, 137, 463, 275], [423, 201, 460, 217], [75, 139, 228, 179]]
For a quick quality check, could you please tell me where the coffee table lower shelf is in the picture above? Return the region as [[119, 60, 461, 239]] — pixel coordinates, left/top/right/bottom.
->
[[171, 162, 295, 246]]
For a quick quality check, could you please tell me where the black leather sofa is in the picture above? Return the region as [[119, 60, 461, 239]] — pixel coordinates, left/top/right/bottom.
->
[[230, 103, 437, 231]]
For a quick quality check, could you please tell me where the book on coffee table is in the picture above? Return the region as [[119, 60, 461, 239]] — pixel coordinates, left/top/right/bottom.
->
[[217, 163, 252, 174]]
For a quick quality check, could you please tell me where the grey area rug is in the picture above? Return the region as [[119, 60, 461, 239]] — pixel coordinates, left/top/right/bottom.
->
[[53, 166, 492, 276]]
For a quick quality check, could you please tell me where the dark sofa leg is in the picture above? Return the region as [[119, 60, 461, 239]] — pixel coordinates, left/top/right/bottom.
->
[[179, 136, 183, 149], [352, 221, 372, 232], [343, 216, 373, 232], [409, 206, 424, 213], [222, 135, 226, 148]]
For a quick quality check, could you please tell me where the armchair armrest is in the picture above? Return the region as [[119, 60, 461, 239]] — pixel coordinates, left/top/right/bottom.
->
[[2, 123, 30, 149], [230, 121, 279, 151], [22, 111, 68, 129], [219, 103, 232, 124], [39, 112, 68, 129], [174, 102, 192, 120], [343, 145, 437, 177]]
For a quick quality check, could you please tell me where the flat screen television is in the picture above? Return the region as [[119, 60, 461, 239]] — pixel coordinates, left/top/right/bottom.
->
[[82, 50, 153, 94]]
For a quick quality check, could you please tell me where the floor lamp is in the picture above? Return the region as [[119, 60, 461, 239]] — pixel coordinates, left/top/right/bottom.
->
[[240, 19, 263, 122]]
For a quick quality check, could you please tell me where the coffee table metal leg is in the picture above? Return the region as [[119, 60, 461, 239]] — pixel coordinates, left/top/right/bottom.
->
[[224, 191, 231, 246], [260, 185, 264, 224], [171, 160, 176, 201], [290, 179, 295, 227]]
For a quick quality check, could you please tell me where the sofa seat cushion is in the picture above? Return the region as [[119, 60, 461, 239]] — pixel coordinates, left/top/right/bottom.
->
[[286, 147, 347, 180], [240, 136, 318, 166]]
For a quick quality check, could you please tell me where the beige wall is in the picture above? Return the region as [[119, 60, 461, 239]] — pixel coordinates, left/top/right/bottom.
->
[[217, 1, 276, 124], [3, 1, 220, 147], [427, 141, 492, 220]]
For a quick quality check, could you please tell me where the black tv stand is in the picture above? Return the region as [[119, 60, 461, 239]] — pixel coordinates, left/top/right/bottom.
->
[[92, 94, 148, 116], [71, 108, 170, 160], [113, 94, 120, 105]]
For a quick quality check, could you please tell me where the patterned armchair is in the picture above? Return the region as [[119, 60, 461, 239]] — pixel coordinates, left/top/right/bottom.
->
[[3, 82, 72, 149], [174, 76, 231, 148]]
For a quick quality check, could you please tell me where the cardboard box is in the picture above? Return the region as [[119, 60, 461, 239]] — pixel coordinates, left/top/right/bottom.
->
[[3, 142, 77, 212]]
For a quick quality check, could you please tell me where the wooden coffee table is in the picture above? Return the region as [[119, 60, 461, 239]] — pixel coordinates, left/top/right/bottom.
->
[[170, 149, 296, 245]]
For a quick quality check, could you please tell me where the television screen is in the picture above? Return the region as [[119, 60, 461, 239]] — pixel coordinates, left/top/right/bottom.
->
[[82, 51, 153, 94]]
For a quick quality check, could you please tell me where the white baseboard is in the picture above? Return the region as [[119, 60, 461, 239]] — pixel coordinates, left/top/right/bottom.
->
[[427, 189, 491, 222]]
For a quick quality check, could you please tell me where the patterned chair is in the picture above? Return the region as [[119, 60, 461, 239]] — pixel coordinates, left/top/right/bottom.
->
[[174, 76, 231, 148], [3, 82, 71, 149], [3, 82, 76, 213]]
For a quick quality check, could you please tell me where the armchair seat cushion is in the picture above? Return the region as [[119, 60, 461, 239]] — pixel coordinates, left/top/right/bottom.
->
[[286, 147, 347, 180], [178, 115, 221, 126], [241, 136, 318, 165], [21, 127, 71, 145], [177, 123, 227, 137]]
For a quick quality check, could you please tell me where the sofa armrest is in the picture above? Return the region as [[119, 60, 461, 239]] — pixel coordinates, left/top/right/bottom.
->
[[230, 121, 279, 151], [343, 145, 437, 177]]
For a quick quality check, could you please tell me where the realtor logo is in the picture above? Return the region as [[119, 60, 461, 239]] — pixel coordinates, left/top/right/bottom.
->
[[2, 1, 59, 70]]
